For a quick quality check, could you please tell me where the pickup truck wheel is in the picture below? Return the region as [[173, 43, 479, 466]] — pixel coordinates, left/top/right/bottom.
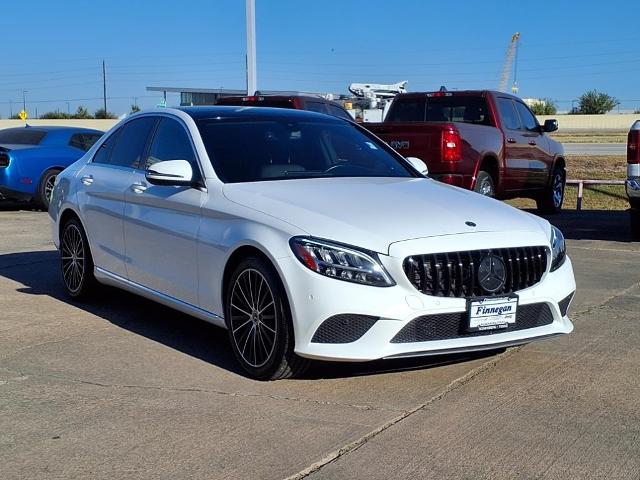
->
[[536, 167, 566, 214], [474, 171, 495, 197], [631, 208, 640, 240]]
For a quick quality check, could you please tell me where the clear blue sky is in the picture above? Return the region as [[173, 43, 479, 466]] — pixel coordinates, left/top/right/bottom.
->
[[2, 0, 640, 117]]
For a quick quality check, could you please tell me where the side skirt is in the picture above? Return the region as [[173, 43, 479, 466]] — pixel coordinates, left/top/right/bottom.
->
[[94, 267, 226, 329]]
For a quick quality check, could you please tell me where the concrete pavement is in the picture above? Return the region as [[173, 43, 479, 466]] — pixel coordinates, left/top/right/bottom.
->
[[0, 206, 638, 479]]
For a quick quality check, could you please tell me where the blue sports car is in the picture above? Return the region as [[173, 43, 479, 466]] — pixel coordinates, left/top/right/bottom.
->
[[0, 125, 103, 209]]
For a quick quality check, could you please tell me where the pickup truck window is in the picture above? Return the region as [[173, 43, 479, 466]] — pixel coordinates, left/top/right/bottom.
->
[[387, 96, 491, 126], [514, 101, 539, 132], [197, 117, 415, 183], [496, 98, 522, 130]]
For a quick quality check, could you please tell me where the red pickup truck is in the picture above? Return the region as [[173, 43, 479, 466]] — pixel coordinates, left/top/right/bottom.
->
[[365, 90, 566, 213]]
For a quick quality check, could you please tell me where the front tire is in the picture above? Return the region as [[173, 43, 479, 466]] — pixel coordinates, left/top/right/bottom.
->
[[36, 168, 61, 210], [60, 217, 97, 300], [225, 256, 309, 380], [474, 170, 495, 197], [537, 167, 566, 214]]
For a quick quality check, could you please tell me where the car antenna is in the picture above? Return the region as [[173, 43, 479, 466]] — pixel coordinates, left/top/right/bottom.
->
[[439, 85, 447, 92]]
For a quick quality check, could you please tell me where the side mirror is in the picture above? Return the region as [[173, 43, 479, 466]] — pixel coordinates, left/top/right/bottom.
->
[[146, 160, 194, 186], [406, 156, 429, 175], [542, 119, 558, 133]]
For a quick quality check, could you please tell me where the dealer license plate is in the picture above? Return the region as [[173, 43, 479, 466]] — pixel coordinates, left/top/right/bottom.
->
[[468, 296, 518, 332]]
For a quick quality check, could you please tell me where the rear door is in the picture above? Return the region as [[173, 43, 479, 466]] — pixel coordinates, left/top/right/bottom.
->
[[123, 116, 204, 306], [76, 118, 156, 278]]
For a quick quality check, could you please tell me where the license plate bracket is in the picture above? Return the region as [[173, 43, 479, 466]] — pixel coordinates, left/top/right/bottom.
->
[[467, 295, 518, 332]]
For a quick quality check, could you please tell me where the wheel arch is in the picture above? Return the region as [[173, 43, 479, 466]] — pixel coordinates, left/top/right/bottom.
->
[[221, 243, 291, 324], [472, 155, 500, 191]]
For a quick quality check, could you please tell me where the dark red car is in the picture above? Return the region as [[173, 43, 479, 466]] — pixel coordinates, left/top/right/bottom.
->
[[365, 90, 566, 213], [216, 94, 354, 121]]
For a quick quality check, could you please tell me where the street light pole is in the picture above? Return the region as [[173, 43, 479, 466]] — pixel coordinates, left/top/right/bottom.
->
[[22, 90, 27, 113], [246, 0, 257, 95]]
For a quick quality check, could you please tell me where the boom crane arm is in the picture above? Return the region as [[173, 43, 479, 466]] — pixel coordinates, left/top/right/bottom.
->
[[498, 33, 520, 93]]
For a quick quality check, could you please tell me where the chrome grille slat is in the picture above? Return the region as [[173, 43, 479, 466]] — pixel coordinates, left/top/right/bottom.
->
[[403, 246, 547, 298]]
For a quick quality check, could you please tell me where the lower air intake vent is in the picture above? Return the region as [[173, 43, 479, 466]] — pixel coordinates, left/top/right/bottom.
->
[[311, 314, 379, 343], [391, 302, 553, 343], [558, 292, 574, 317]]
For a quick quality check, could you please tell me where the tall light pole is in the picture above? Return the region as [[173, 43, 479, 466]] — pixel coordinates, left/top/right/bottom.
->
[[22, 90, 27, 113], [246, 0, 257, 95]]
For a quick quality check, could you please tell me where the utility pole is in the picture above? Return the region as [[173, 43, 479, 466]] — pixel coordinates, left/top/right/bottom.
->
[[102, 60, 107, 113], [246, 0, 257, 95], [9, 101, 13, 118], [22, 90, 27, 113]]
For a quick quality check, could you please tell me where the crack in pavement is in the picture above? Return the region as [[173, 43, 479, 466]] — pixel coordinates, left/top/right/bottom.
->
[[283, 279, 640, 480], [0, 368, 404, 414]]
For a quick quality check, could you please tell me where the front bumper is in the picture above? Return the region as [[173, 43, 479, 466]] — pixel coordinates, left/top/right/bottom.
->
[[279, 245, 576, 362]]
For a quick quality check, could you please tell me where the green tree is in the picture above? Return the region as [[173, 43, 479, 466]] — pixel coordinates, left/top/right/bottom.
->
[[94, 108, 117, 119], [73, 106, 93, 119], [577, 90, 619, 114], [529, 98, 557, 115], [130, 104, 141, 114], [41, 111, 72, 119]]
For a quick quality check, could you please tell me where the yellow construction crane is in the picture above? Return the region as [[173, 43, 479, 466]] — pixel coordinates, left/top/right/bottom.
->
[[498, 32, 521, 93]]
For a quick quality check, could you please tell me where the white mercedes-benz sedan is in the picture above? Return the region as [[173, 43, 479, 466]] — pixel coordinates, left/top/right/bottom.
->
[[49, 107, 575, 380]]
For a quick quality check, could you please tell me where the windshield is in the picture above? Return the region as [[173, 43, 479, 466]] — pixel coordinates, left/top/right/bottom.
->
[[0, 128, 46, 145], [197, 117, 416, 183]]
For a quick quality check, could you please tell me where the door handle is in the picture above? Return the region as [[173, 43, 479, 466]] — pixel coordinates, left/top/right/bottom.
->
[[81, 175, 94, 186], [528, 140, 537, 146], [130, 183, 148, 194], [506, 138, 517, 144]]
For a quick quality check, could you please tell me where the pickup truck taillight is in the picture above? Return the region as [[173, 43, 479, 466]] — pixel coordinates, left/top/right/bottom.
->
[[0, 152, 9, 168], [628, 121, 640, 164], [442, 127, 462, 162]]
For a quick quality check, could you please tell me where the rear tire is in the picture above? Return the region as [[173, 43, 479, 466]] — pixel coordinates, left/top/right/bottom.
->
[[225, 256, 309, 380], [631, 208, 640, 241], [474, 170, 495, 197], [36, 168, 61, 210], [536, 167, 565, 214], [60, 217, 97, 300]]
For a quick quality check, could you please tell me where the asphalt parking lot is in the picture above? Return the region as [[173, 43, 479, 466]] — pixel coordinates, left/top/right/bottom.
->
[[1, 205, 639, 479]]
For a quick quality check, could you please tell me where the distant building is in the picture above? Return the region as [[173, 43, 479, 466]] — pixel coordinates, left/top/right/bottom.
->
[[146, 86, 247, 106]]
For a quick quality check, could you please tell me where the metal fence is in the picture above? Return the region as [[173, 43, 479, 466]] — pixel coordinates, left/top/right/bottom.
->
[[566, 179, 626, 210]]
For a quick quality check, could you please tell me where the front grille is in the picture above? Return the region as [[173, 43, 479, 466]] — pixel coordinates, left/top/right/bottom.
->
[[391, 302, 554, 343], [404, 246, 547, 298], [311, 314, 379, 343]]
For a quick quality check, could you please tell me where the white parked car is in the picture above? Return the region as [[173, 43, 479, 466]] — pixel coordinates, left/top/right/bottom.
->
[[49, 107, 576, 380]]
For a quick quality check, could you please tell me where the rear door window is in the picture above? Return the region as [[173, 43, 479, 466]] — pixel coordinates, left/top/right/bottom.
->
[[108, 117, 157, 169], [496, 98, 522, 130], [92, 129, 121, 164]]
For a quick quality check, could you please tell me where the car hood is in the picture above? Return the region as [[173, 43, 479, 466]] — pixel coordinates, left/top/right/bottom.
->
[[222, 177, 548, 254]]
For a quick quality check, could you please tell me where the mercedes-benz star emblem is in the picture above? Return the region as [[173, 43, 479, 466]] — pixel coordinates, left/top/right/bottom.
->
[[478, 254, 507, 293]]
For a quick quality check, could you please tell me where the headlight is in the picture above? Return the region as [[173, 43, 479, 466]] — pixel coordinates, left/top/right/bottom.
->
[[550, 225, 566, 272], [289, 237, 395, 287]]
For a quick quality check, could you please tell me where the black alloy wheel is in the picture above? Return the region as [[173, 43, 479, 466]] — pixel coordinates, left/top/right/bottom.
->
[[225, 256, 309, 380], [60, 218, 96, 299]]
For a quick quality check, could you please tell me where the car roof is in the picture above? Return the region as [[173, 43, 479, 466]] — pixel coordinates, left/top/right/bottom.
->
[[174, 105, 345, 122], [13, 125, 103, 134]]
